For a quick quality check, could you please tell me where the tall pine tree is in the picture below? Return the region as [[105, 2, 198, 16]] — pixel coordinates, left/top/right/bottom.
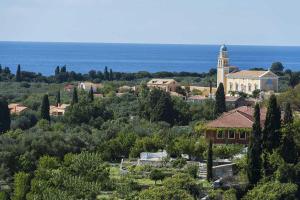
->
[[88, 86, 94, 102], [262, 94, 281, 176], [109, 69, 113, 81], [104, 66, 109, 81], [263, 94, 281, 151], [55, 66, 60, 76], [16, 64, 21, 82], [207, 139, 213, 181], [283, 102, 293, 124], [280, 125, 297, 164], [41, 94, 50, 121], [56, 90, 61, 107], [72, 87, 78, 105], [0, 98, 11, 134], [214, 83, 226, 116], [247, 104, 262, 185]]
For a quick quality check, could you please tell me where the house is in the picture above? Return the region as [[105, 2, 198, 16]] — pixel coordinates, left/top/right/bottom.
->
[[205, 106, 267, 144], [217, 44, 278, 95], [50, 104, 70, 116], [78, 82, 103, 92], [147, 79, 178, 92], [8, 104, 28, 115]]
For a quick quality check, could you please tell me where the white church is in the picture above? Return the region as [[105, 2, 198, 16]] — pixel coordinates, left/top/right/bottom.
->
[[217, 44, 279, 95]]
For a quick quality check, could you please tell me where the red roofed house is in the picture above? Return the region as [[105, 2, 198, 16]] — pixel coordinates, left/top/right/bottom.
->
[[205, 106, 267, 144]]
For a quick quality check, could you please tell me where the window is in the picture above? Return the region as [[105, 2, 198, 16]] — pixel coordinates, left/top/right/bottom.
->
[[235, 83, 239, 91], [228, 130, 235, 139], [229, 82, 233, 91], [217, 131, 224, 139], [248, 83, 252, 92], [254, 84, 258, 90], [239, 131, 246, 140]]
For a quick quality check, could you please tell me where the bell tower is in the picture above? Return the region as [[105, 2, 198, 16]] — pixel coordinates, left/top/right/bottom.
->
[[217, 44, 230, 92]]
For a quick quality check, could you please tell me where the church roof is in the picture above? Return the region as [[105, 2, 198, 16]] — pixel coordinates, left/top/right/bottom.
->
[[226, 70, 278, 79]]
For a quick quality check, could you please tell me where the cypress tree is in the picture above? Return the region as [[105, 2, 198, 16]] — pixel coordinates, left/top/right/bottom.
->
[[247, 104, 262, 185], [41, 94, 50, 121], [88, 86, 94, 102], [0, 98, 11, 134], [104, 66, 109, 80], [16, 64, 21, 82], [214, 83, 226, 116], [55, 66, 60, 76], [0, 64, 2, 73], [280, 125, 297, 164], [262, 95, 281, 176], [60, 65, 67, 73], [263, 95, 281, 152], [207, 139, 213, 181], [56, 90, 61, 107], [283, 102, 293, 124], [109, 69, 113, 81], [72, 87, 78, 105]]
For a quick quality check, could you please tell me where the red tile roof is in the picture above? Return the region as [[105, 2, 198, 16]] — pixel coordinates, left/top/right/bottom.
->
[[206, 106, 267, 128]]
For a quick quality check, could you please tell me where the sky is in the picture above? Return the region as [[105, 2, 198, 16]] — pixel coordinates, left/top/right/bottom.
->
[[1, 0, 300, 46]]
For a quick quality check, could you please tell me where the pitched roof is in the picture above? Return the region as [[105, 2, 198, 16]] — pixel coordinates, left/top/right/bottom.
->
[[147, 79, 177, 85], [226, 70, 277, 79], [206, 106, 267, 128]]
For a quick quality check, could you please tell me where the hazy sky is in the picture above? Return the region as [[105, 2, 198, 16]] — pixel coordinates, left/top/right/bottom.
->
[[1, 0, 300, 45]]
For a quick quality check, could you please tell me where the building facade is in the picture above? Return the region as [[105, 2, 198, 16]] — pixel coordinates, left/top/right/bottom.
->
[[205, 106, 267, 144], [147, 79, 178, 92], [217, 45, 279, 95]]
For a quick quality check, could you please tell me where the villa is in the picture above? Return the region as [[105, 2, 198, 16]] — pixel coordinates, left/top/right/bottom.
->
[[78, 82, 103, 92], [8, 103, 28, 115], [50, 104, 70, 116], [205, 106, 267, 144], [147, 78, 178, 92]]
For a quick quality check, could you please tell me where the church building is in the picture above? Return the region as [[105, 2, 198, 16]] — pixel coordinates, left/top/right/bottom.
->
[[217, 45, 278, 95]]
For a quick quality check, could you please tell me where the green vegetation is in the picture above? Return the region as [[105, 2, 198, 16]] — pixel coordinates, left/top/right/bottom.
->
[[214, 83, 226, 116], [0, 64, 300, 199]]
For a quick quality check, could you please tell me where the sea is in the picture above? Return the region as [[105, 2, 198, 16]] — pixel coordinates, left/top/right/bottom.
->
[[0, 41, 300, 76]]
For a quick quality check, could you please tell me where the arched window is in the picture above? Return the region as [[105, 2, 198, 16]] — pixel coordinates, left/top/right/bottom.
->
[[229, 82, 233, 91], [235, 83, 239, 91]]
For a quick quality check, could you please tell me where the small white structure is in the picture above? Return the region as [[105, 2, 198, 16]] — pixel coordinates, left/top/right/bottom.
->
[[78, 82, 103, 92], [140, 150, 168, 161]]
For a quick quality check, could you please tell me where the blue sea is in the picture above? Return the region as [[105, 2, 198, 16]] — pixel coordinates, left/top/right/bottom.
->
[[0, 41, 300, 76]]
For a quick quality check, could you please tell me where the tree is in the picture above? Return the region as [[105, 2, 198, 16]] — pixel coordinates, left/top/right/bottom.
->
[[55, 66, 60, 76], [280, 125, 297, 164], [104, 66, 109, 80], [16, 64, 21, 82], [109, 68, 113, 81], [242, 182, 297, 200], [0, 98, 11, 134], [12, 172, 30, 200], [263, 95, 281, 152], [283, 102, 293, 124], [247, 104, 262, 185], [288, 73, 300, 88], [60, 65, 67, 73], [72, 87, 78, 105], [270, 62, 284, 73], [41, 94, 50, 121], [214, 83, 226, 116], [262, 95, 281, 176], [56, 90, 61, 107], [149, 169, 165, 184], [207, 139, 213, 181], [88, 86, 94, 102]]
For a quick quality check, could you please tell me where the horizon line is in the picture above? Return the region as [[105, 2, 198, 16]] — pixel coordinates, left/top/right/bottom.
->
[[1, 40, 300, 48]]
